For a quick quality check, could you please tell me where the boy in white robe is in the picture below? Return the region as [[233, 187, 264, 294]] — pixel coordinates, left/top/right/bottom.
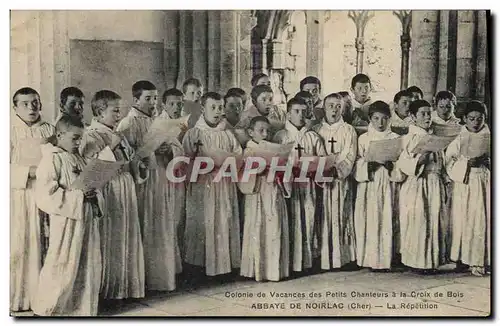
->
[[79, 90, 146, 300], [158, 88, 188, 274], [224, 89, 248, 146], [55, 87, 87, 126], [183, 92, 243, 277], [353, 101, 405, 271], [116, 80, 177, 291], [33, 116, 103, 316], [445, 101, 490, 276], [10, 87, 55, 312], [432, 90, 461, 125], [396, 100, 449, 272], [299, 76, 323, 122], [239, 116, 290, 281], [181, 78, 204, 129], [312, 93, 357, 270], [350, 74, 374, 127], [274, 97, 327, 273], [237, 85, 287, 143], [390, 90, 414, 128]]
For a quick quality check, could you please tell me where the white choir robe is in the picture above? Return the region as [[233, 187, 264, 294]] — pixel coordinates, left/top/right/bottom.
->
[[116, 107, 176, 291], [396, 124, 450, 269], [182, 117, 242, 276], [389, 107, 414, 128], [80, 119, 146, 299], [10, 114, 55, 311], [353, 125, 405, 269], [274, 121, 327, 272], [431, 111, 461, 125], [238, 140, 290, 281], [313, 119, 357, 269], [156, 110, 186, 273], [445, 125, 490, 268], [33, 148, 103, 316]]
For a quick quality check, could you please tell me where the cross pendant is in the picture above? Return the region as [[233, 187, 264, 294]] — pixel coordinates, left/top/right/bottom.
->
[[295, 144, 304, 159], [72, 166, 82, 175], [328, 137, 337, 153]]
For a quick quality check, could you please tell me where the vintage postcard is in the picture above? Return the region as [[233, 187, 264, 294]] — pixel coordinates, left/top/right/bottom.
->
[[9, 9, 491, 317]]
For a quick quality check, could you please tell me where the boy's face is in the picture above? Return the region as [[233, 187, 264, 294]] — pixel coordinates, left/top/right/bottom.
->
[[99, 99, 121, 128], [352, 82, 371, 103], [61, 95, 84, 120], [436, 98, 454, 119], [412, 106, 432, 129], [224, 96, 243, 125], [163, 95, 184, 119], [302, 83, 320, 104], [134, 90, 158, 115], [256, 76, 271, 87], [411, 92, 422, 102], [370, 112, 390, 132], [395, 96, 411, 118], [14, 93, 41, 123], [288, 104, 307, 128], [57, 126, 83, 154], [248, 121, 269, 143], [464, 111, 485, 133], [185, 84, 203, 103], [203, 98, 224, 125], [255, 92, 274, 116], [323, 97, 343, 125]]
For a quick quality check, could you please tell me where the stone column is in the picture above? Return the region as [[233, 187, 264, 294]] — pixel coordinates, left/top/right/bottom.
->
[[207, 10, 221, 92], [164, 11, 179, 89], [394, 10, 412, 90], [219, 11, 238, 93], [306, 10, 322, 78], [455, 10, 476, 102], [436, 10, 450, 92], [177, 11, 193, 87], [475, 10, 488, 103], [348, 10, 374, 74], [192, 11, 208, 88], [409, 10, 440, 102], [238, 10, 256, 92]]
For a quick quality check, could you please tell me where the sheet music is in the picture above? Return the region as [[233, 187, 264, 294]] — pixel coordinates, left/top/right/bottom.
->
[[412, 134, 457, 154], [364, 138, 403, 162], [17, 138, 46, 166], [135, 117, 188, 158], [433, 124, 462, 137], [71, 159, 126, 190]]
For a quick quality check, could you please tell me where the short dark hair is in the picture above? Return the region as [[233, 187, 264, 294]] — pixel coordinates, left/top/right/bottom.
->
[[60, 87, 84, 106], [295, 91, 313, 99], [409, 99, 431, 116], [224, 88, 246, 105], [182, 78, 202, 94], [407, 86, 424, 98], [300, 76, 321, 91], [201, 92, 223, 107], [287, 97, 307, 112], [91, 90, 121, 117], [251, 85, 273, 103], [393, 90, 412, 104], [248, 116, 270, 130], [251, 73, 269, 87], [55, 114, 84, 133], [463, 100, 487, 117], [368, 100, 391, 118], [162, 88, 184, 104], [13, 87, 40, 106], [350, 74, 371, 89], [434, 90, 457, 106], [132, 80, 156, 100]]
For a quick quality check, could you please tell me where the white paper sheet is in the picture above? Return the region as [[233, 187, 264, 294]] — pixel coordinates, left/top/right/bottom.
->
[[364, 138, 404, 162], [71, 159, 126, 190]]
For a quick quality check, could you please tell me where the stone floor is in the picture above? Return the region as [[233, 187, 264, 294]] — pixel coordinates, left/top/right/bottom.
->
[[12, 264, 491, 317]]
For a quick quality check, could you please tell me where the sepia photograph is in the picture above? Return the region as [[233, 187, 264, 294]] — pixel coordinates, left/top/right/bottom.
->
[[9, 9, 491, 317]]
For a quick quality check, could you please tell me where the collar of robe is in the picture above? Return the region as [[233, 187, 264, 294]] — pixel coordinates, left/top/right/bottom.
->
[[433, 111, 460, 124], [88, 118, 116, 134], [12, 113, 43, 128], [462, 123, 490, 135], [320, 116, 345, 130], [367, 123, 393, 140], [350, 94, 372, 109], [284, 120, 309, 143], [195, 115, 228, 131], [129, 107, 153, 119], [408, 123, 435, 135]]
